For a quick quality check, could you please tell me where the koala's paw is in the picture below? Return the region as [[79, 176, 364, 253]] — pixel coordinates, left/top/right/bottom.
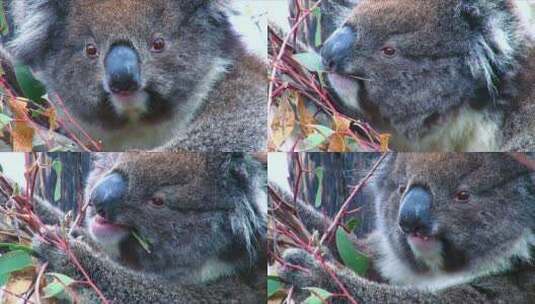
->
[[32, 236, 75, 275], [279, 248, 333, 291]]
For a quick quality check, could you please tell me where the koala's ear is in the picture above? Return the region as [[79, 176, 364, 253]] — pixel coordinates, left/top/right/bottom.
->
[[3, 0, 68, 66]]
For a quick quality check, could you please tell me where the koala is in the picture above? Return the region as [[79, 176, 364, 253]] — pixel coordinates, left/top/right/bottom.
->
[[276, 153, 535, 303], [1, 0, 266, 151], [31, 152, 267, 303], [294, 0, 535, 152]]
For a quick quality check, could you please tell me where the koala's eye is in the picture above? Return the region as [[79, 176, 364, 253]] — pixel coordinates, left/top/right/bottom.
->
[[381, 47, 396, 57], [454, 191, 470, 202], [148, 197, 165, 207], [398, 185, 406, 195], [150, 37, 166, 53], [85, 43, 99, 59]]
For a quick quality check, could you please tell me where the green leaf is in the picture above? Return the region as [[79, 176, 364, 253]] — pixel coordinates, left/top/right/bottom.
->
[[311, 125, 336, 138], [314, 167, 324, 208], [14, 64, 47, 103], [293, 52, 325, 73], [302, 133, 327, 150], [0, 0, 9, 36], [0, 273, 9, 286], [0, 243, 35, 255], [43, 273, 76, 299], [303, 287, 332, 304], [0, 250, 33, 275], [336, 227, 369, 275], [344, 218, 360, 233], [312, 7, 322, 48], [52, 159, 63, 202], [0, 113, 12, 130], [267, 276, 282, 298], [132, 231, 152, 254]]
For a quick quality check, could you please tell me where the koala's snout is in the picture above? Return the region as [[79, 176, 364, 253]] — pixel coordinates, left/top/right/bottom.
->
[[398, 186, 434, 236], [321, 26, 355, 72], [90, 173, 127, 219], [105, 45, 141, 95]]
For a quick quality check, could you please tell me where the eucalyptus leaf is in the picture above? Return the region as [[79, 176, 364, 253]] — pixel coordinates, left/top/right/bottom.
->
[[314, 167, 324, 208], [43, 273, 76, 299], [312, 7, 322, 48], [51, 159, 63, 202], [311, 125, 335, 138], [303, 287, 332, 304], [302, 133, 327, 150], [0, 273, 9, 286], [0, 243, 35, 255], [336, 227, 369, 275], [14, 64, 47, 103], [0, 250, 33, 275], [293, 52, 325, 73], [0, 113, 12, 130], [267, 276, 282, 298], [345, 218, 360, 233], [0, 0, 9, 36], [132, 231, 152, 254]]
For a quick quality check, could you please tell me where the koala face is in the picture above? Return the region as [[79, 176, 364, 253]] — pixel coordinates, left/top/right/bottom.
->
[[8, 0, 234, 136], [84, 153, 266, 283], [321, 0, 522, 139], [372, 153, 535, 285]]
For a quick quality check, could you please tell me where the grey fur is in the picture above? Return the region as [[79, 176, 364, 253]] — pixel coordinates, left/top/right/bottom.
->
[[277, 153, 535, 303], [293, 0, 535, 151], [33, 152, 267, 303], [1, 0, 266, 152]]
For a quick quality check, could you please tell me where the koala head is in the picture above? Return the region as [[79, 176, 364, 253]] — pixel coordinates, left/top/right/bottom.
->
[[371, 153, 535, 288], [321, 0, 532, 140], [5, 0, 235, 133], [83, 152, 266, 284]]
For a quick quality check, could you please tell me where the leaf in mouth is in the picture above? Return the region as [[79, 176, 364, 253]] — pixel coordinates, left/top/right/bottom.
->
[[132, 231, 152, 254]]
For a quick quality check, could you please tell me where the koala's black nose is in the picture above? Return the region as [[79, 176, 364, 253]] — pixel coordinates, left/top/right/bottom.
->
[[321, 26, 355, 72], [105, 45, 141, 95], [90, 173, 126, 219], [398, 186, 434, 236]]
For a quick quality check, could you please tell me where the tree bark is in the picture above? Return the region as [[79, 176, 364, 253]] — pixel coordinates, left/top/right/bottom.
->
[[287, 153, 380, 236], [33, 153, 92, 212]]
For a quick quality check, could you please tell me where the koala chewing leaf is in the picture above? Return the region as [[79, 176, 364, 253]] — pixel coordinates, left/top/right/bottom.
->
[[1, 0, 266, 151], [296, 0, 535, 152], [274, 153, 535, 303], [32, 152, 267, 303]]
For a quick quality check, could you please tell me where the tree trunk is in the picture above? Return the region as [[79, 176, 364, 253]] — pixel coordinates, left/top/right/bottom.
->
[[33, 153, 92, 212], [287, 153, 380, 236]]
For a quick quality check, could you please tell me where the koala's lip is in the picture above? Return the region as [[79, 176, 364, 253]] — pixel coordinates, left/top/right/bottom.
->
[[327, 73, 359, 92], [91, 215, 129, 235], [407, 233, 441, 254]]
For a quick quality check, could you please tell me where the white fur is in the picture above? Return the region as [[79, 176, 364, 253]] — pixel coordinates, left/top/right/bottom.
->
[[394, 105, 501, 152], [66, 57, 232, 151], [375, 227, 534, 291], [7, 1, 52, 58], [198, 258, 237, 283], [327, 72, 362, 113]]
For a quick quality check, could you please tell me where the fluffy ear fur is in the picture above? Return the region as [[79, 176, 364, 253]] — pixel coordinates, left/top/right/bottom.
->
[[4, 0, 68, 66], [458, 0, 526, 97]]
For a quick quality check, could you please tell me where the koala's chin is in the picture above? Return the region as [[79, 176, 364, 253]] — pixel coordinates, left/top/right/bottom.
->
[[327, 73, 362, 113], [107, 90, 151, 122]]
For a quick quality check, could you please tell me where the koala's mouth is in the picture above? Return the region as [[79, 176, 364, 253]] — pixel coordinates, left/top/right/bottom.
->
[[97, 85, 174, 129], [406, 233, 442, 256], [89, 215, 130, 244]]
